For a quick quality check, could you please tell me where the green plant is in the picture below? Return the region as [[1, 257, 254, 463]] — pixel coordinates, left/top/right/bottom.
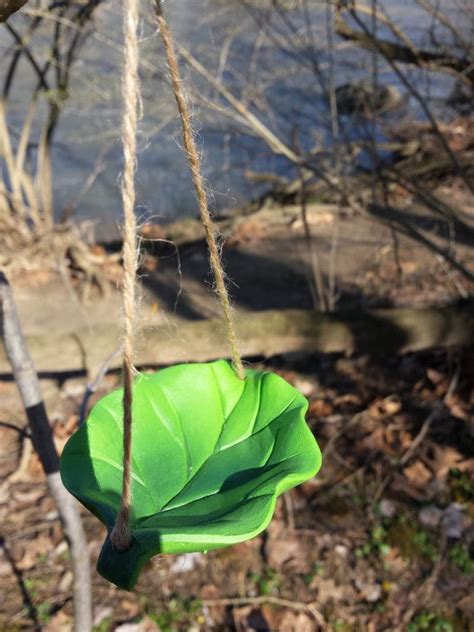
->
[[249, 567, 282, 595], [387, 514, 441, 564], [92, 617, 113, 632], [355, 524, 391, 562], [304, 562, 324, 585], [151, 598, 203, 632], [412, 531, 440, 563], [37, 601, 53, 625], [23, 578, 40, 600], [448, 469, 474, 502], [407, 610, 453, 631], [448, 543, 473, 574], [60, 360, 321, 590]]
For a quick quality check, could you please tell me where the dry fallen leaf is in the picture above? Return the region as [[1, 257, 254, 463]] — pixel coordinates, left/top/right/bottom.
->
[[426, 368, 444, 386], [265, 534, 310, 573], [424, 444, 465, 481], [311, 577, 348, 605], [457, 593, 474, 618], [309, 399, 334, 418], [279, 611, 315, 632], [392, 473, 429, 501], [43, 609, 72, 632], [16, 535, 52, 571], [402, 461, 432, 489]]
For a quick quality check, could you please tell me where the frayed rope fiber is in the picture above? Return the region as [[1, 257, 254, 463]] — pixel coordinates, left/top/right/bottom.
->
[[155, 0, 245, 381]]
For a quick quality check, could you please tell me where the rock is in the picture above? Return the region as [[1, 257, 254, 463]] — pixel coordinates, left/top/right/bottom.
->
[[418, 505, 442, 529], [334, 544, 349, 558], [441, 503, 465, 539], [379, 499, 396, 519]]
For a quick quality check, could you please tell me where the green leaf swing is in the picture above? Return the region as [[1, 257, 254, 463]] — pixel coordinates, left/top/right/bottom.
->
[[59, 0, 321, 591]]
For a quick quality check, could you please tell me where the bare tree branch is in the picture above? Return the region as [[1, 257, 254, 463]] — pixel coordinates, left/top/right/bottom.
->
[[334, 13, 474, 85], [0, 272, 92, 632]]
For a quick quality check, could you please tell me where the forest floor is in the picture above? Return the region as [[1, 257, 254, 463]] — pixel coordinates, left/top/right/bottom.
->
[[0, 348, 473, 632], [0, 177, 473, 631]]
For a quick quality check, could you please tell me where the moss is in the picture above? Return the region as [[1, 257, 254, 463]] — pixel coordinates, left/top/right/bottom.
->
[[387, 517, 439, 563]]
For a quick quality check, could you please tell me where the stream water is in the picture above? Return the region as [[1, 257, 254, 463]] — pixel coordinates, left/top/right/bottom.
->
[[0, 0, 469, 236]]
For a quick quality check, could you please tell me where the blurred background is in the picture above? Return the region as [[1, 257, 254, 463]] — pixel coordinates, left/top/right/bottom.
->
[[0, 1, 473, 630]]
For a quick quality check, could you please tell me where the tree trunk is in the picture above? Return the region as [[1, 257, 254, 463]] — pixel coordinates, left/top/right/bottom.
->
[[1, 302, 472, 375]]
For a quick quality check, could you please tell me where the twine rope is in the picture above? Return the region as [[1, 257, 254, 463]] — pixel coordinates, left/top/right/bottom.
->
[[110, 0, 140, 552], [111, 0, 245, 551], [155, 0, 245, 381]]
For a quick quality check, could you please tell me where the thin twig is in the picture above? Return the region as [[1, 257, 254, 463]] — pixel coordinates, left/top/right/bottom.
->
[[399, 538, 448, 629], [399, 404, 443, 467], [78, 344, 123, 426], [373, 365, 461, 504], [203, 596, 328, 630]]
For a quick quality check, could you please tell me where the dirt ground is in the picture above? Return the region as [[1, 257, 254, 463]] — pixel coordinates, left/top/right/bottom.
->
[[7, 183, 474, 341], [0, 186, 473, 631]]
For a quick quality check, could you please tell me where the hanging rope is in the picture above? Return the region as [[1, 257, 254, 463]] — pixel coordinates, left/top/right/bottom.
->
[[110, 0, 140, 552], [155, 0, 245, 381], [111, 0, 244, 550]]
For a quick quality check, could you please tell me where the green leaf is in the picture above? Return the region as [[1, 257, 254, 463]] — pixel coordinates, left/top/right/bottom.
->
[[60, 360, 321, 590]]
